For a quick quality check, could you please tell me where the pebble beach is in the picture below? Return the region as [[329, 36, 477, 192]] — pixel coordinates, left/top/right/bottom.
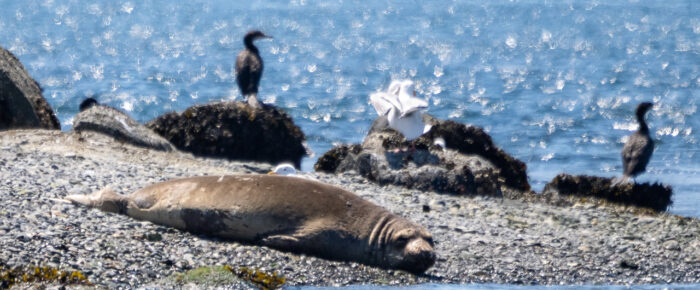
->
[[1, 129, 698, 288]]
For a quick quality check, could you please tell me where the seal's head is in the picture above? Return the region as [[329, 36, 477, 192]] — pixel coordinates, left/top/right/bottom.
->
[[384, 226, 436, 274]]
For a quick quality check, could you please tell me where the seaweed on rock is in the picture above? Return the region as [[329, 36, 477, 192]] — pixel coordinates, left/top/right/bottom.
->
[[147, 101, 306, 168], [228, 265, 286, 290], [542, 174, 673, 212]]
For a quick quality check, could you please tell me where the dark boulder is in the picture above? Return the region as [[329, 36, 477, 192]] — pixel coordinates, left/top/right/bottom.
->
[[72, 100, 175, 152], [0, 46, 60, 130], [315, 115, 530, 198], [146, 101, 306, 168], [542, 174, 673, 212], [314, 144, 362, 174]]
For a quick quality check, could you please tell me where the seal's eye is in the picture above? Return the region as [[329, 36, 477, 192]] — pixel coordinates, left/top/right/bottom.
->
[[425, 237, 435, 246], [395, 236, 410, 247]]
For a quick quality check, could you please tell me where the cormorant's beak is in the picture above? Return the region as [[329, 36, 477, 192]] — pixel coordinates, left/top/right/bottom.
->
[[267, 171, 277, 175]]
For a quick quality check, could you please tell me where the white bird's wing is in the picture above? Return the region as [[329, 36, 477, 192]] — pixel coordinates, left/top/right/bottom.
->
[[396, 80, 428, 117], [370, 91, 402, 116], [399, 97, 428, 117], [387, 80, 402, 96]]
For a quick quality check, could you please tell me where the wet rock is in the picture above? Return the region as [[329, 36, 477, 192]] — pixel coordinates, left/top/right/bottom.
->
[[542, 174, 673, 212], [315, 115, 529, 197], [0, 46, 60, 130], [147, 101, 306, 168], [72, 100, 175, 152]]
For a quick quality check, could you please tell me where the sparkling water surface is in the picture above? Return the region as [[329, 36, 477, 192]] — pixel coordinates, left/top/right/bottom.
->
[[298, 283, 700, 290], [0, 0, 697, 218]]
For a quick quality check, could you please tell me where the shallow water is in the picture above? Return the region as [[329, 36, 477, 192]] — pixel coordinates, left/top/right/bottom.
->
[[297, 283, 700, 289], [1, 0, 697, 217]]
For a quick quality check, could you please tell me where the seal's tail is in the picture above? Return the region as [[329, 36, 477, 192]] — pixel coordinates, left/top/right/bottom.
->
[[65, 188, 127, 214]]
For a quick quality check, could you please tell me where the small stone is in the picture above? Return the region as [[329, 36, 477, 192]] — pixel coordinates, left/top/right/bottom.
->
[[663, 240, 681, 251], [619, 259, 639, 270], [145, 232, 163, 242]]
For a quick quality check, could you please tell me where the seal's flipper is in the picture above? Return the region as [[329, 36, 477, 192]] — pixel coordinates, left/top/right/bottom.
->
[[261, 234, 301, 250], [65, 188, 128, 214], [49, 198, 72, 204]]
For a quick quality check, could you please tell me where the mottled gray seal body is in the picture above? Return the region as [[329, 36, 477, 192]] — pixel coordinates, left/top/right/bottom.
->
[[66, 175, 435, 273]]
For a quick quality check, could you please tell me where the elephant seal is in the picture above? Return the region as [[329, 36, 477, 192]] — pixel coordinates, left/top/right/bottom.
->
[[65, 174, 436, 273]]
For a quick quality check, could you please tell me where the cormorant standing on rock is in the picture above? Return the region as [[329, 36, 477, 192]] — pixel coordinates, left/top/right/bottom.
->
[[621, 102, 654, 182], [236, 30, 271, 109]]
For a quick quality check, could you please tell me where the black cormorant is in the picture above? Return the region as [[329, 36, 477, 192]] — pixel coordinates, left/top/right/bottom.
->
[[621, 102, 654, 182], [235, 30, 271, 108]]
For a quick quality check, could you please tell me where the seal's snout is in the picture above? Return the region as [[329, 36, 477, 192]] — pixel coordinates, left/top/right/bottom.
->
[[401, 238, 436, 274]]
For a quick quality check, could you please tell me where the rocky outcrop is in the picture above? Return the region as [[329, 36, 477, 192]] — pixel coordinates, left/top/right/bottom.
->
[[315, 115, 529, 198], [0, 46, 60, 130], [146, 101, 306, 168], [542, 174, 673, 212], [419, 118, 529, 191], [72, 99, 175, 152]]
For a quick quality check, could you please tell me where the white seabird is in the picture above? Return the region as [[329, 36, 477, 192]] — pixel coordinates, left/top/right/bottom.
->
[[369, 80, 432, 141], [268, 163, 298, 176], [267, 163, 316, 180]]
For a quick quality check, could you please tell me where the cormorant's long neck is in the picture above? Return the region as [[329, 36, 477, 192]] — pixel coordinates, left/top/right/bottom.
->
[[244, 38, 259, 54], [637, 111, 649, 134]]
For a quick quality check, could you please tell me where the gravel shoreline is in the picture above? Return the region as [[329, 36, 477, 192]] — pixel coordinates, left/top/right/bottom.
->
[[1, 129, 698, 288]]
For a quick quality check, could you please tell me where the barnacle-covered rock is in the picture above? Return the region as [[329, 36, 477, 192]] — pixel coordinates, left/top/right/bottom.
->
[[315, 115, 529, 198]]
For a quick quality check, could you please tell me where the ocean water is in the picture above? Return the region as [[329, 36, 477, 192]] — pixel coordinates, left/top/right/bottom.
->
[[299, 283, 700, 290], [0, 0, 697, 218]]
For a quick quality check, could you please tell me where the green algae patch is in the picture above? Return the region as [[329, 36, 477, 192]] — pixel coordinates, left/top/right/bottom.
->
[[168, 265, 243, 286], [164, 265, 285, 289], [0, 265, 91, 289]]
